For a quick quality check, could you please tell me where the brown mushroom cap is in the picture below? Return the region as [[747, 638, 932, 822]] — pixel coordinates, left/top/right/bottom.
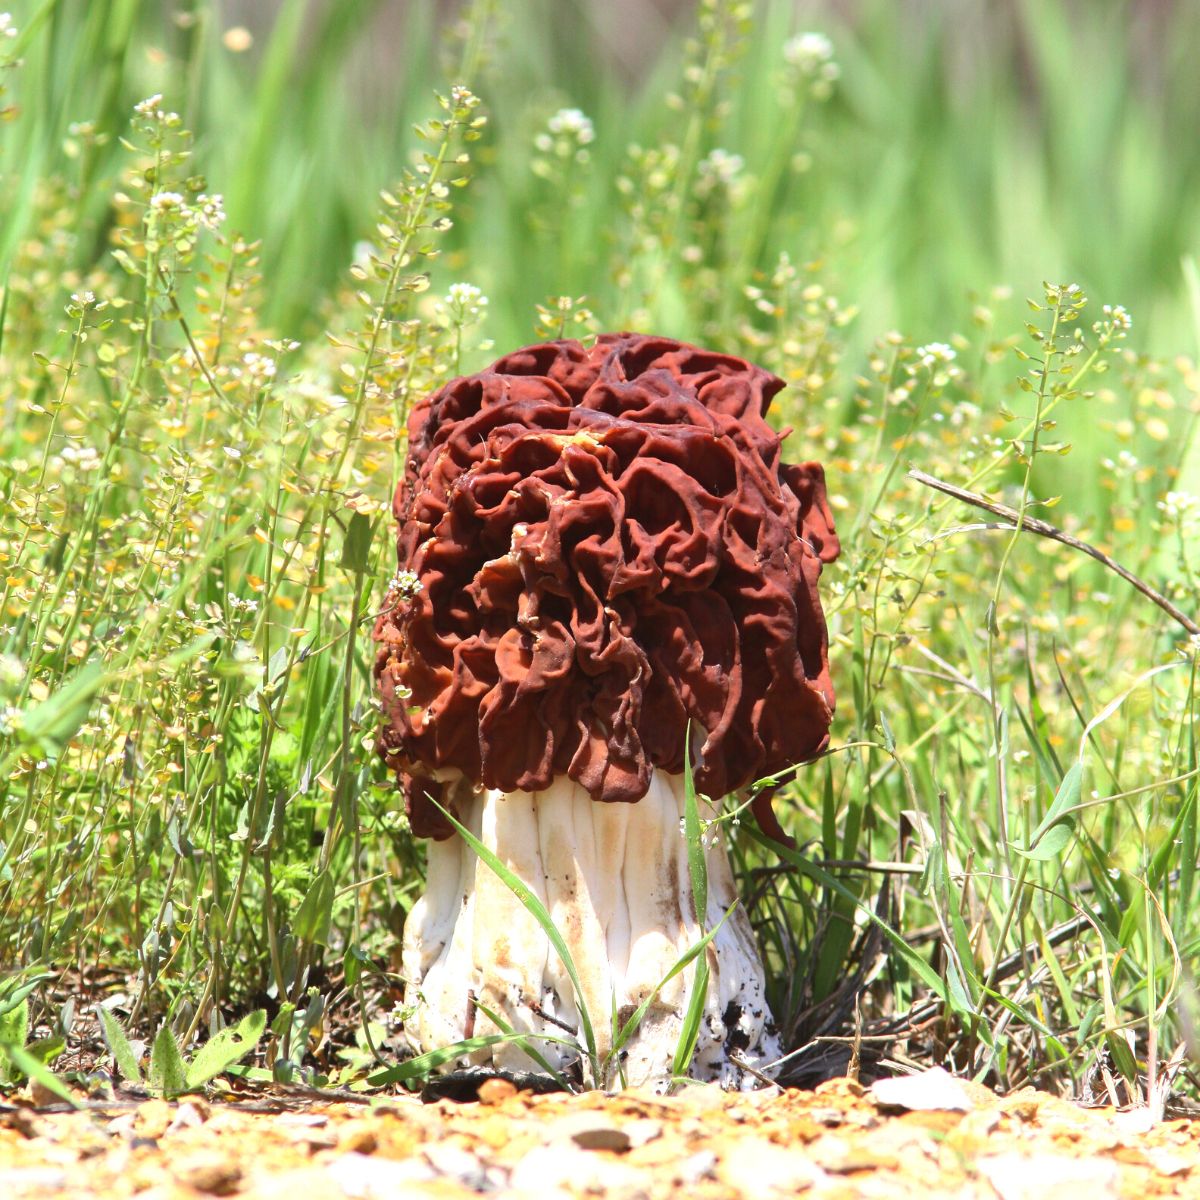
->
[[374, 334, 839, 840]]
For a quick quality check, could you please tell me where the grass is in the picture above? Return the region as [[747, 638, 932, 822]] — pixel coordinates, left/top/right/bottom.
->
[[0, 0, 1199, 1105]]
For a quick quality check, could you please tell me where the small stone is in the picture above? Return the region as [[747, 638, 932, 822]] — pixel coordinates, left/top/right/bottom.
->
[[676, 1150, 718, 1184], [478, 1077, 518, 1104], [324, 1152, 439, 1198], [623, 1118, 662, 1147], [338, 1123, 379, 1154], [175, 1154, 243, 1195], [3, 1167, 69, 1196], [166, 1102, 209, 1134], [570, 1125, 631, 1152], [871, 1067, 974, 1113], [423, 1142, 488, 1188]]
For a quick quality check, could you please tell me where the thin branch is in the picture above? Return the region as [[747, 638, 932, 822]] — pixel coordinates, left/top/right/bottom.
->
[[909, 468, 1200, 636]]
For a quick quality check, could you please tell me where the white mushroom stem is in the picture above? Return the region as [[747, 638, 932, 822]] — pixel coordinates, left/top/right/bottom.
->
[[400, 770, 781, 1089]]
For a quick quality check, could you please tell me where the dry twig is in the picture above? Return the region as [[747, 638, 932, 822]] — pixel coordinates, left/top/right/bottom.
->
[[909, 469, 1200, 636]]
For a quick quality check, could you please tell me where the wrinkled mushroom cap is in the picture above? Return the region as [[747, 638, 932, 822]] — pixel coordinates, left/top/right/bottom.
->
[[374, 334, 839, 840]]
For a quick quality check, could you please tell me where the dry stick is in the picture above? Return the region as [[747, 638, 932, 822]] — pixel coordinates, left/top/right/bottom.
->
[[909, 469, 1200, 636]]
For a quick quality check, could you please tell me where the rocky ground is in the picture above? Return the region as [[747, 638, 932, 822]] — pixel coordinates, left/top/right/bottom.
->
[[2, 1071, 1199, 1199]]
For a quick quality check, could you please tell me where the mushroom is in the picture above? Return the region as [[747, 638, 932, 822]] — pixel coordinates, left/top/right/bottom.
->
[[374, 333, 838, 1089]]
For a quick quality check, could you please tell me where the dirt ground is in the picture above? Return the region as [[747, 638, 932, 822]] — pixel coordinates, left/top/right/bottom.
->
[[3, 1072, 1199, 1200]]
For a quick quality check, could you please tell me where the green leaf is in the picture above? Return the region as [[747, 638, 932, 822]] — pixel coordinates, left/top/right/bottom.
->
[[149, 1024, 188, 1096], [365, 1033, 573, 1088], [97, 1007, 143, 1084], [0, 997, 28, 1048], [1015, 760, 1083, 860], [0, 1042, 81, 1108], [186, 1010, 267, 1088], [1013, 821, 1074, 862], [25, 1036, 66, 1066], [339, 511, 374, 574], [294, 869, 336, 946]]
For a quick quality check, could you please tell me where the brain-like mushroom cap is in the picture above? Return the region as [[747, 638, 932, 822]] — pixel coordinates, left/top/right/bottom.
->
[[374, 333, 839, 840]]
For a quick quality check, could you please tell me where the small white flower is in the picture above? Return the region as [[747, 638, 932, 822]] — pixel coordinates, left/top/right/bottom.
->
[[698, 147, 744, 186], [60, 443, 101, 471], [1158, 491, 1198, 522], [150, 190, 186, 213], [450, 84, 480, 110], [443, 282, 488, 324], [390, 569, 423, 600], [194, 193, 226, 230], [0, 12, 18, 39], [547, 107, 595, 145], [916, 342, 956, 368], [134, 93, 163, 116], [784, 31, 839, 81], [1095, 303, 1132, 335], [235, 351, 277, 386], [0, 705, 20, 737]]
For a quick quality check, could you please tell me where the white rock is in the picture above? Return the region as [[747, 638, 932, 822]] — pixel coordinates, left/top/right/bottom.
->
[[870, 1066, 974, 1112]]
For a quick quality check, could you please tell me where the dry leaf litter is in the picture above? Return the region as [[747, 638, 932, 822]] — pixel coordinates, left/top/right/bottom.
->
[[2, 1071, 1199, 1199]]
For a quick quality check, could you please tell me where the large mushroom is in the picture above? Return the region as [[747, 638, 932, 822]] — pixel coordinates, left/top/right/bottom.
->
[[374, 333, 839, 1089]]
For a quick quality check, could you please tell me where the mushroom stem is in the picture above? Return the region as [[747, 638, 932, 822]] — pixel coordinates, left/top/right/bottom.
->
[[401, 770, 781, 1090]]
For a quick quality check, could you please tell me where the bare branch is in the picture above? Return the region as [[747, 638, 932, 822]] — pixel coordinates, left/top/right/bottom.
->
[[909, 469, 1200, 636]]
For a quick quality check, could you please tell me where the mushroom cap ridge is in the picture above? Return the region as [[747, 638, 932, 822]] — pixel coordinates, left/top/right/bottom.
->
[[374, 333, 839, 840]]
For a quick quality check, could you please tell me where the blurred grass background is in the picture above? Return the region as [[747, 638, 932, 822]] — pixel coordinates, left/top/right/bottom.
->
[[7, 0, 1200, 355], [2, 0, 1200, 1098]]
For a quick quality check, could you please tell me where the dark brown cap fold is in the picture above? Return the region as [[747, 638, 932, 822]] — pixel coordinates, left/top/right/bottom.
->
[[375, 333, 838, 840]]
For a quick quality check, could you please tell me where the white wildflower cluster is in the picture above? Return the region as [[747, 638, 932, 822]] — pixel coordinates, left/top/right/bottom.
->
[[1, 12, 17, 40], [1043, 282, 1087, 312], [697, 147, 744, 189], [450, 84, 480, 111], [146, 188, 225, 235], [59, 443, 102, 472], [0, 705, 21, 737], [227, 593, 259, 616], [132, 93, 182, 131], [1158, 490, 1198, 523], [193, 193, 226, 231], [1101, 449, 1140, 477], [233, 351, 277, 387], [534, 107, 596, 168], [907, 342, 961, 386], [390, 569, 423, 601], [783, 32, 839, 97], [442, 282, 489, 326], [916, 342, 956, 368], [1093, 303, 1132, 339]]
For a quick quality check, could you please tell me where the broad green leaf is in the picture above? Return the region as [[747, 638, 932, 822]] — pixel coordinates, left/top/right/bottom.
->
[[98, 1007, 143, 1085], [294, 869, 335, 946], [0, 997, 28, 1047], [1026, 759, 1083, 848], [1013, 821, 1074, 862], [340, 511, 374, 574], [150, 1024, 188, 1096], [186, 1010, 267, 1088]]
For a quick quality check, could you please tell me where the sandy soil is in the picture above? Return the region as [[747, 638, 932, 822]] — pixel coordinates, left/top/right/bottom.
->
[[3, 1073, 1199, 1199]]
